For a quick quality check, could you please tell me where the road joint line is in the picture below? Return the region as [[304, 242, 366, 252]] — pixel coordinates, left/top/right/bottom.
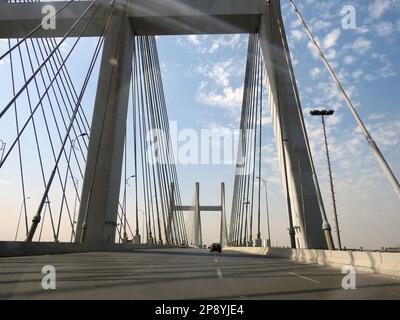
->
[[288, 271, 320, 284]]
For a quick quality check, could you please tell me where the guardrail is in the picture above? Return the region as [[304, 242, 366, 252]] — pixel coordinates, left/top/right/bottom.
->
[[225, 247, 400, 277], [0, 241, 178, 257]]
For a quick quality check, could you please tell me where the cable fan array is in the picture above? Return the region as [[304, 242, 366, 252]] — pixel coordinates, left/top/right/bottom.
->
[[128, 36, 187, 245], [0, 0, 113, 242], [229, 34, 264, 246], [0, 0, 187, 244]]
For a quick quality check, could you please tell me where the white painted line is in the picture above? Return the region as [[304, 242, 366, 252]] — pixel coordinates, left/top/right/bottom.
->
[[288, 272, 320, 284], [214, 258, 218, 263], [217, 268, 223, 279]]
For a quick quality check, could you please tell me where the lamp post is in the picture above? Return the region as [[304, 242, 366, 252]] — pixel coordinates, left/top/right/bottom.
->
[[140, 209, 145, 240], [70, 176, 79, 242], [242, 199, 250, 247], [38, 200, 51, 242], [310, 109, 342, 250], [69, 133, 88, 164], [256, 176, 271, 247], [63, 133, 87, 242], [15, 196, 30, 241], [122, 174, 135, 243], [54, 133, 87, 242], [0, 139, 6, 164]]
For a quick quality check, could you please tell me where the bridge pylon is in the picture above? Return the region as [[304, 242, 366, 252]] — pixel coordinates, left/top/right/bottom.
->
[[171, 182, 227, 249]]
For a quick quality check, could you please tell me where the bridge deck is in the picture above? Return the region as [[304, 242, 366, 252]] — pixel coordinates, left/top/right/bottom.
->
[[0, 249, 399, 299]]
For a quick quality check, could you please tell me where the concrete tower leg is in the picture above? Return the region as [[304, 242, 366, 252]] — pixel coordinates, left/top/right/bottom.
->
[[219, 182, 228, 247], [167, 182, 175, 244], [194, 182, 202, 249], [75, 2, 134, 244], [258, 0, 330, 249]]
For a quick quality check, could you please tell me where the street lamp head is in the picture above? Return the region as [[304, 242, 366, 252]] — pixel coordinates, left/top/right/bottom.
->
[[310, 109, 335, 116], [126, 174, 136, 186]]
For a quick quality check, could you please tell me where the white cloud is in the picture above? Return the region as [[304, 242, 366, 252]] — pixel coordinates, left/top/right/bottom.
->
[[352, 70, 363, 79], [375, 22, 395, 37], [310, 67, 321, 79], [368, 113, 385, 121], [369, 120, 400, 146], [343, 55, 355, 65], [312, 19, 331, 31], [368, 0, 391, 19], [345, 37, 372, 54], [291, 29, 304, 42], [195, 60, 234, 87], [324, 48, 337, 60], [0, 178, 12, 185], [208, 35, 241, 53], [196, 82, 243, 110], [187, 35, 200, 45], [323, 28, 341, 49]]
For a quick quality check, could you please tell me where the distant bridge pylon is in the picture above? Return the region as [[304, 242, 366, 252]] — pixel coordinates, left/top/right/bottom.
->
[[171, 182, 228, 248]]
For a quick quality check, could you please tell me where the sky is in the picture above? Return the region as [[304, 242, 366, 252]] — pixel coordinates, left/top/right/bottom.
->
[[0, 0, 399, 249]]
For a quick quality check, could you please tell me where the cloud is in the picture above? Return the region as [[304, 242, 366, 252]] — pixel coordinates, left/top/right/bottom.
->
[[177, 34, 246, 56], [312, 19, 332, 31], [291, 29, 304, 42], [0, 178, 12, 185], [375, 22, 395, 37], [187, 35, 200, 45], [351, 70, 363, 80], [195, 60, 234, 87], [368, 113, 385, 121], [345, 37, 372, 54], [368, 0, 391, 19], [368, 120, 400, 147], [323, 28, 341, 49], [208, 35, 241, 53], [310, 67, 322, 79], [196, 81, 243, 110], [343, 55, 355, 65]]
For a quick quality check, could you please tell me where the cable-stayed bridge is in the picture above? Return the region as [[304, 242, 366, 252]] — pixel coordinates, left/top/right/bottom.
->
[[0, 0, 399, 299]]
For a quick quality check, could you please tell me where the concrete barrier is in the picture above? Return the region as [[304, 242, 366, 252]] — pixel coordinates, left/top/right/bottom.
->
[[224, 247, 400, 277], [380, 253, 400, 276], [0, 241, 177, 257]]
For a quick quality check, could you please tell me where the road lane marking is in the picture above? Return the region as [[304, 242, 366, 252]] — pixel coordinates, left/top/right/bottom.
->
[[214, 258, 218, 263], [288, 272, 320, 284], [217, 268, 223, 279]]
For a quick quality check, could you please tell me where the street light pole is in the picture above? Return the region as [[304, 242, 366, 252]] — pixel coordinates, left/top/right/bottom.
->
[[256, 175, 262, 247], [122, 174, 135, 243], [310, 109, 342, 250], [257, 177, 271, 248], [15, 196, 30, 241], [38, 200, 51, 242], [243, 199, 250, 246], [0, 139, 6, 164], [70, 177, 79, 242]]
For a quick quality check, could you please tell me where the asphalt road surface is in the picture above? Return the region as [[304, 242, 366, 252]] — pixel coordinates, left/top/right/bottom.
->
[[0, 248, 399, 299]]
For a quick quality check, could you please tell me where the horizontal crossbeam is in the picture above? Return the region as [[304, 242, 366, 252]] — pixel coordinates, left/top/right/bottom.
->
[[0, 0, 267, 38], [174, 206, 222, 212]]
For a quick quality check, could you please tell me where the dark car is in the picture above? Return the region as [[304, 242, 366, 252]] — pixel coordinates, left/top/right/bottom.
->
[[210, 243, 222, 253]]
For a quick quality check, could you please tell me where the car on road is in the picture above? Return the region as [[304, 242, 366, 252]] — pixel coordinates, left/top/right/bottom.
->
[[210, 243, 222, 253]]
